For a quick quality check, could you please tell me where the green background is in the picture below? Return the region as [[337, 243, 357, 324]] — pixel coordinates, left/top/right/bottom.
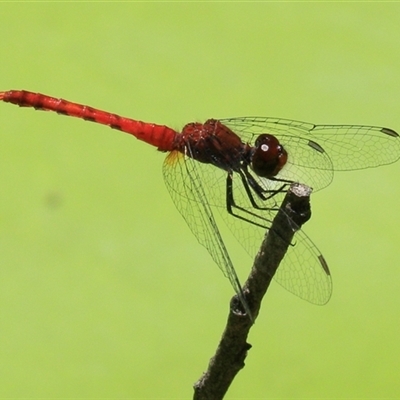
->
[[0, 2, 399, 399]]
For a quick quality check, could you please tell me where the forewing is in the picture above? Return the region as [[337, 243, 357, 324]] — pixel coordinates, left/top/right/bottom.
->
[[310, 123, 400, 170], [220, 117, 400, 190], [274, 229, 332, 304]]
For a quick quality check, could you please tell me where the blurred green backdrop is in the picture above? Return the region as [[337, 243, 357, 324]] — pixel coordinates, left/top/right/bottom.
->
[[0, 2, 399, 399]]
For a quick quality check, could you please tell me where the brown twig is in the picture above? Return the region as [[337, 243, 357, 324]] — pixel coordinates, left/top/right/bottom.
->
[[193, 183, 313, 400]]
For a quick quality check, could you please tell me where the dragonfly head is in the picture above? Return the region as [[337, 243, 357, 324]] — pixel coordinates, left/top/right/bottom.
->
[[251, 134, 288, 178]]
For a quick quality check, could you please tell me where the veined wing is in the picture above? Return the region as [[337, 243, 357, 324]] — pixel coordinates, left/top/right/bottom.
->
[[163, 148, 332, 306], [220, 117, 400, 191], [214, 163, 332, 305], [162, 150, 250, 316]]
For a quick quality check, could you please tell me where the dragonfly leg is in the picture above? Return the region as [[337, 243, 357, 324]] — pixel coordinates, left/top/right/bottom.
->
[[242, 167, 290, 201], [226, 171, 297, 247], [226, 172, 275, 228]]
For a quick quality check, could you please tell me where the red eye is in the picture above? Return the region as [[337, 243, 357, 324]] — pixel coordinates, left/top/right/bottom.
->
[[251, 134, 288, 178]]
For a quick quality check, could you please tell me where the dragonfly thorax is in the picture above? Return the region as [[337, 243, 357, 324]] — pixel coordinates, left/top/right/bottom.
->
[[180, 119, 249, 172]]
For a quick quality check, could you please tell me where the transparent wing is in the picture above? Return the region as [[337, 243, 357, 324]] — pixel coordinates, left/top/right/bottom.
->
[[220, 117, 400, 191], [215, 165, 332, 305], [163, 149, 332, 306], [273, 229, 331, 305], [162, 150, 250, 314]]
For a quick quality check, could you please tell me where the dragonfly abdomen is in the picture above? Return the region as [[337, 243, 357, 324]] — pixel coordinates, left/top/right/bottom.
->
[[0, 90, 178, 151]]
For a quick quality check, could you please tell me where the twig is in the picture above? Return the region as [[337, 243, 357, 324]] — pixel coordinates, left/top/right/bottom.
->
[[193, 183, 313, 400]]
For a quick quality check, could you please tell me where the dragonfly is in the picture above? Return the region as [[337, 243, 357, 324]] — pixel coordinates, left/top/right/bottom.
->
[[1, 90, 399, 317]]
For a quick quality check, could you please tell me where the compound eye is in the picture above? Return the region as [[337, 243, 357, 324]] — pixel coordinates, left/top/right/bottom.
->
[[251, 134, 288, 178]]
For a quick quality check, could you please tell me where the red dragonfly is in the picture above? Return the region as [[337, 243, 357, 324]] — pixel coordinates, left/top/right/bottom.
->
[[1, 90, 399, 315]]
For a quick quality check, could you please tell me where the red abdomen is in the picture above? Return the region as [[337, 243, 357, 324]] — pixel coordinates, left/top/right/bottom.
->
[[0, 90, 178, 151]]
